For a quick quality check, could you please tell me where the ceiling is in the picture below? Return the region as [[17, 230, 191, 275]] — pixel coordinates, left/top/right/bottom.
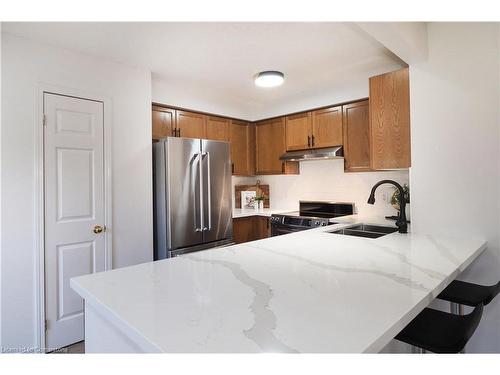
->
[[2, 22, 406, 120]]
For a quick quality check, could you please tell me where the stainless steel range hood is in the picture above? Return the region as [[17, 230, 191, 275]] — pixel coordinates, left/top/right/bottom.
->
[[279, 146, 343, 162]]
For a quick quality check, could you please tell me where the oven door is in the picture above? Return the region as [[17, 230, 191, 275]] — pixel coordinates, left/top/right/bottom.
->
[[271, 223, 310, 237]]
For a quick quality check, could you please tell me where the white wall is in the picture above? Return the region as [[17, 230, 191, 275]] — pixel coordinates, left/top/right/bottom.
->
[[152, 76, 251, 120], [410, 23, 500, 352], [1, 33, 153, 351], [233, 160, 409, 218], [356, 23, 428, 64], [152, 68, 399, 122]]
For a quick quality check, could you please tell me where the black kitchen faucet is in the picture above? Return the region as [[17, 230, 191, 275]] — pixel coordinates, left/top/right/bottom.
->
[[367, 180, 408, 234]]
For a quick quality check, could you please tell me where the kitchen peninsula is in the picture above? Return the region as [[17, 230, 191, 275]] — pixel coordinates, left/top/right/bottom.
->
[[71, 218, 486, 353]]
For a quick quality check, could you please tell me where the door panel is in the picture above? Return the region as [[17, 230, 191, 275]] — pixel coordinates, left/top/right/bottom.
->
[[56, 148, 94, 221], [176, 110, 206, 139], [44, 93, 105, 350], [312, 106, 343, 148], [201, 140, 232, 243], [285, 112, 311, 151], [166, 137, 203, 250], [57, 241, 95, 320]]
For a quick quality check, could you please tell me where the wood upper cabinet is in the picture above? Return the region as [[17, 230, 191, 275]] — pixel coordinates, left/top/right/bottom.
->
[[256, 117, 299, 175], [369, 67, 411, 169], [256, 118, 284, 174], [312, 106, 343, 148], [176, 110, 206, 139], [285, 106, 343, 151], [343, 100, 371, 172], [285, 112, 311, 151], [206, 116, 230, 141], [229, 120, 254, 176], [152, 106, 175, 140]]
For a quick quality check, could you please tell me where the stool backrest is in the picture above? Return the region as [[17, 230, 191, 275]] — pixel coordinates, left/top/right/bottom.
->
[[463, 303, 484, 345], [485, 281, 500, 305]]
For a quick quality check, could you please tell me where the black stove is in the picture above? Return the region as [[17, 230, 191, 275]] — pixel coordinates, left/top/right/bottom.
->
[[270, 201, 354, 236]]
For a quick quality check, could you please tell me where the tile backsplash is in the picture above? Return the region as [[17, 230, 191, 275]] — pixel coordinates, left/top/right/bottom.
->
[[232, 158, 410, 218]]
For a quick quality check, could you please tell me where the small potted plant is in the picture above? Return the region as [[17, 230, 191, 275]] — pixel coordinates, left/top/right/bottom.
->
[[391, 184, 410, 219]]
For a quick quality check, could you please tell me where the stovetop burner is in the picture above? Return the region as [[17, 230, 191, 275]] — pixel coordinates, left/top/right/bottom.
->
[[279, 210, 348, 219], [280, 201, 354, 220], [270, 202, 355, 236]]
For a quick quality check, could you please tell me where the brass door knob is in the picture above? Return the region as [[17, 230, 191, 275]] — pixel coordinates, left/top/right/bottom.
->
[[93, 225, 104, 234]]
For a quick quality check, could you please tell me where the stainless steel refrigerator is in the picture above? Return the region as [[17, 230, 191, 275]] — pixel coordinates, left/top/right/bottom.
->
[[153, 137, 233, 259]]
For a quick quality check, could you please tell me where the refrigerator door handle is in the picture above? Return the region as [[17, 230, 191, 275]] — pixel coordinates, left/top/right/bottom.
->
[[194, 152, 203, 232], [202, 152, 212, 231]]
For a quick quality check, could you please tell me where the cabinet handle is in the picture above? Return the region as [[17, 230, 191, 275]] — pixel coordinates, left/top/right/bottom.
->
[[177, 128, 181, 137], [171, 128, 176, 137], [232, 163, 235, 174], [281, 162, 285, 174], [311, 135, 315, 147], [307, 135, 311, 148]]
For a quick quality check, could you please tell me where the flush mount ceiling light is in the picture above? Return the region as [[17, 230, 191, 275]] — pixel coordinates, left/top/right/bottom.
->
[[254, 71, 285, 88]]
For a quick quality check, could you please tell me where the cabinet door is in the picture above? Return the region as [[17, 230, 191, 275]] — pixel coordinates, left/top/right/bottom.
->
[[343, 100, 371, 172], [230, 120, 253, 176], [256, 118, 285, 174], [369, 68, 411, 169], [285, 112, 311, 151], [256, 118, 286, 174], [176, 110, 206, 139], [247, 124, 256, 175], [233, 217, 254, 244], [256, 118, 299, 175], [254, 216, 271, 240], [311, 106, 343, 148], [152, 106, 175, 140], [206, 116, 230, 141]]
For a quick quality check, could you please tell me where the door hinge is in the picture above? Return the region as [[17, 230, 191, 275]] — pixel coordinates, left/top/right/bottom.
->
[[42, 114, 46, 126], [44, 319, 48, 331]]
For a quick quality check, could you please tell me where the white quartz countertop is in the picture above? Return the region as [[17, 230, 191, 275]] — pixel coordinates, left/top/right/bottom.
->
[[232, 208, 294, 218], [71, 217, 486, 353]]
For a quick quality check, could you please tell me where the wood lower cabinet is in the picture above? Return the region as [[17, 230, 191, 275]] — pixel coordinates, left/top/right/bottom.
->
[[233, 216, 271, 244], [256, 117, 299, 175], [152, 106, 175, 140], [229, 120, 254, 176], [343, 100, 371, 172], [369, 67, 411, 169], [176, 110, 206, 139], [254, 216, 271, 239], [285, 112, 311, 151], [206, 116, 230, 141], [312, 106, 343, 148]]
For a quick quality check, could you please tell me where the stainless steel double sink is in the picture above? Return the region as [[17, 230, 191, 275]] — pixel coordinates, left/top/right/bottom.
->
[[328, 224, 398, 239]]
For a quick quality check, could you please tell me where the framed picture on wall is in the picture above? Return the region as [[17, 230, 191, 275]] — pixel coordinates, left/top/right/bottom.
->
[[241, 191, 256, 209]]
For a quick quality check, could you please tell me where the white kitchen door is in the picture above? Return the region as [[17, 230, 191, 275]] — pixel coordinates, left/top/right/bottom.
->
[[44, 93, 106, 350]]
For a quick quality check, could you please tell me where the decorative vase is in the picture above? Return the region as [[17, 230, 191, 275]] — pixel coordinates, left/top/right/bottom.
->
[[259, 201, 264, 211]]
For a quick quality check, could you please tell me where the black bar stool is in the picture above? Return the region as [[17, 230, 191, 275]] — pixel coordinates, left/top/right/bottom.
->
[[438, 280, 500, 314], [395, 304, 483, 353]]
